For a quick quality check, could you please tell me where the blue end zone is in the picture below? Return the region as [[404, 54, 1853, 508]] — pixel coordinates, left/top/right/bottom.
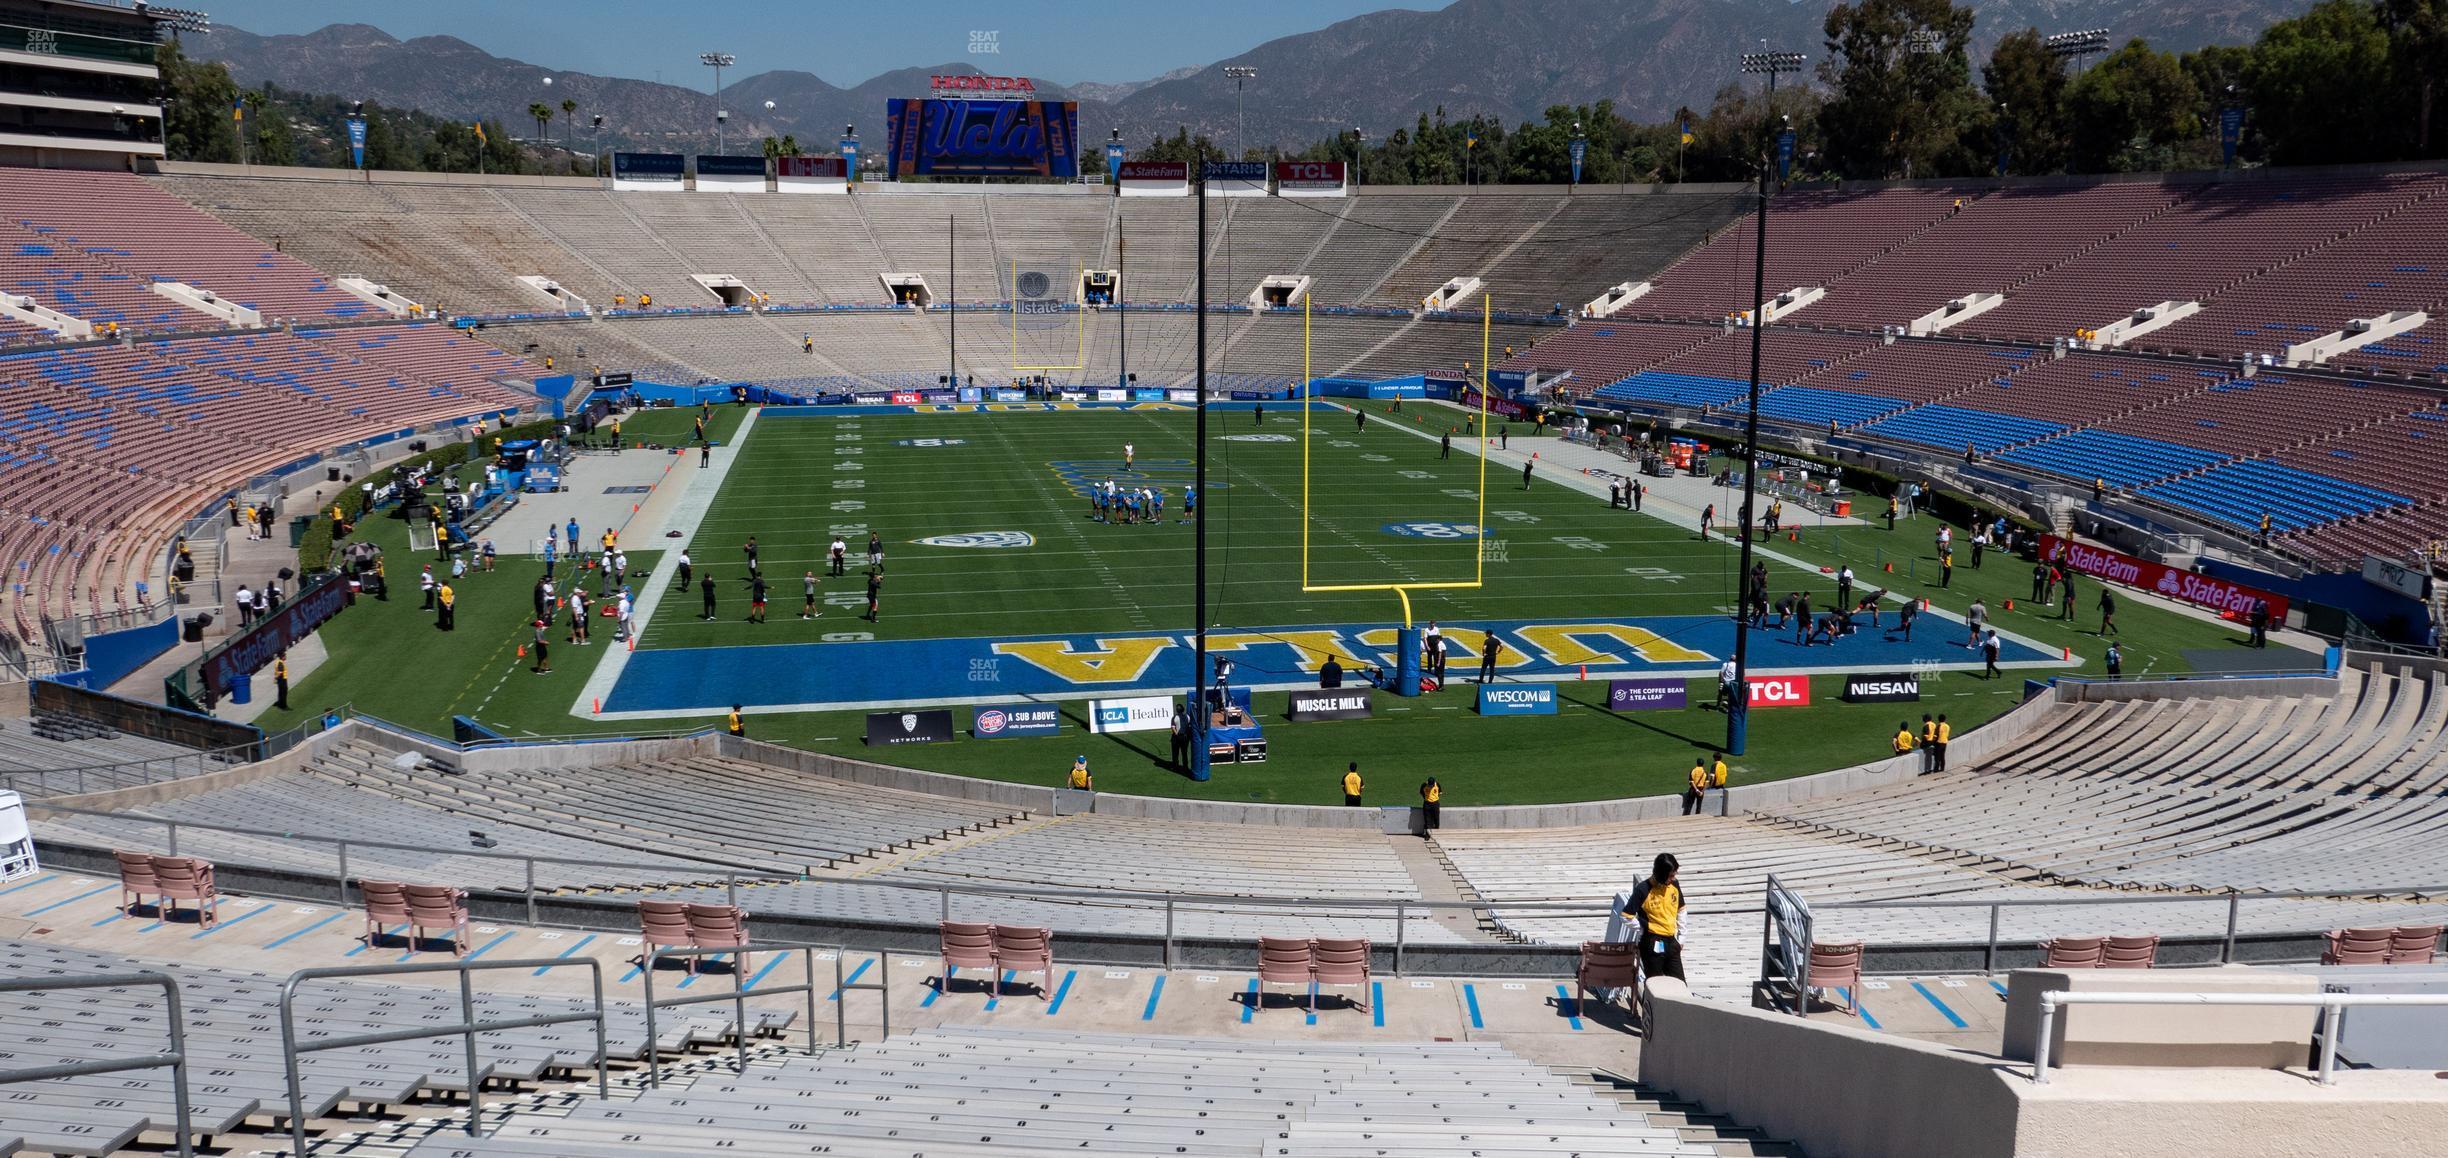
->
[[604, 612, 2061, 714]]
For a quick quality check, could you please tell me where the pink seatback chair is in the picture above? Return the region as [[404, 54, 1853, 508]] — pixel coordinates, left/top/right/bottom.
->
[[403, 884, 471, 955], [2387, 925, 2441, 965], [990, 925, 1054, 1000], [112, 850, 158, 917], [684, 903, 752, 978], [1576, 941, 1642, 1012], [147, 855, 217, 928], [939, 921, 997, 978], [1808, 942, 1865, 1016], [2103, 935, 2159, 969], [358, 879, 410, 947], [2323, 927, 2394, 966], [637, 900, 697, 973], [1255, 937, 1313, 1015], [1310, 938, 1371, 1014], [2041, 936, 2107, 969]]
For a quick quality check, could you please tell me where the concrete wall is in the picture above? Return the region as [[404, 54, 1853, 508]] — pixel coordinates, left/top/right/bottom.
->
[[1640, 977, 2448, 1158], [2001, 967, 2319, 1069]]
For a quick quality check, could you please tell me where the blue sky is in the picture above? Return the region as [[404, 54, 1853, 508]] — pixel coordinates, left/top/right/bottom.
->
[[203, 0, 1451, 87]]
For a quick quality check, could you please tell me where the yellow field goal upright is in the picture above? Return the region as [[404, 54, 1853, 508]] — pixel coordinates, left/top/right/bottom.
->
[[1299, 293, 1492, 627], [1007, 258, 1088, 372]]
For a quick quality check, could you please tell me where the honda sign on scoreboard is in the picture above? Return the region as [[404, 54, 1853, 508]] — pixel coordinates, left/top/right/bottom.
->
[[1745, 674, 1812, 707], [2039, 534, 2288, 622]]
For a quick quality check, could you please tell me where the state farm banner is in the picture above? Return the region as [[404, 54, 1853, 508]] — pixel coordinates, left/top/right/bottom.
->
[[1461, 388, 1533, 421], [2039, 535, 2288, 622], [1118, 160, 1189, 197], [1275, 160, 1347, 197]]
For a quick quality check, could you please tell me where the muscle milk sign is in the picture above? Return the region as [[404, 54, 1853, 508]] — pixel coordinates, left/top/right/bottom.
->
[[2039, 535, 2288, 622]]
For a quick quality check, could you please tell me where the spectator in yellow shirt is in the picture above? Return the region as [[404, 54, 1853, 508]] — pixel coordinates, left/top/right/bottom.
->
[[1894, 722, 1916, 759], [1683, 760, 1708, 815], [1341, 763, 1363, 806], [1067, 757, 1093, 791], [1420, 777, 1442, 831], [1629, 852, 1685, 982]]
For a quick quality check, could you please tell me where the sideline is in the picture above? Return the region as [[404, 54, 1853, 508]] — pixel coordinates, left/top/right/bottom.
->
[[571, 407, 762, 720]]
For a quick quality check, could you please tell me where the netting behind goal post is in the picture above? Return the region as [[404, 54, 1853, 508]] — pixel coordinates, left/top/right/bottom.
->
[[1008, 257, 1085, 373]]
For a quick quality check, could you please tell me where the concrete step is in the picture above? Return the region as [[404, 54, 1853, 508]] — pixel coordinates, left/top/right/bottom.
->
[[1560, 1069, 1807, 1158]]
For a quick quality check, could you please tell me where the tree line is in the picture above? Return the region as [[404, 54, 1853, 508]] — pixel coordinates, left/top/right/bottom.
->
[[1141, 0, 2444, 184]]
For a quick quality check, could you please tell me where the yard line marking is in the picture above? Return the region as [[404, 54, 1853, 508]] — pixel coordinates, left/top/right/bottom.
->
[[1371, 982, 1385, 1028], [462, 931, 517, 961], [263, 910, 348, 950], [1241, 977, 1258, 1024], [1462, 983, 1484, 1029], [1912, 981, 1969, 1028], [533, 934, 598, 976], [190, 905, 275, 939], [1554, 984, 1584, 1031], [0, 874, 58, 896], [25, 884, 115, 917], [1139, 974, 1165, 1021], [742, 953, 789, 991]]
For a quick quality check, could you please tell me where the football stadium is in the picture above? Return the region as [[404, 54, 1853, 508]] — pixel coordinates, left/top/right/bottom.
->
[[1, 0, 2447, 1153]]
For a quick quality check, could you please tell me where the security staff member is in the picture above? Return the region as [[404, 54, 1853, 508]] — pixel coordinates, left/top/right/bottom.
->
[[1683, 759, 1708, 815], [1920, 715, 1939, 774], [1711, 752, 1729, 794], [726, 705, 745, 738], [1169, 705, 1192, 769], [1420, 778, 1442, 831], [1935, 715, 1952, 772], [1342, 762, 1364, 806], [1894, 721, 1918, 763], [273, 654, 291, 710], [1630, 853, 1686, 983]]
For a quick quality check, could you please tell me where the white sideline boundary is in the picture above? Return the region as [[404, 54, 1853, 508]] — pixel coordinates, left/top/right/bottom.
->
[[570, 407, 761, 721]]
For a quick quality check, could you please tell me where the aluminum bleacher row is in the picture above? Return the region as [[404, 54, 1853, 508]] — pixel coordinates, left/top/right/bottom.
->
[[1434, 665, 2448, 981], [0, 937, 787, 1155], [399, 1026, 1718, 1158]]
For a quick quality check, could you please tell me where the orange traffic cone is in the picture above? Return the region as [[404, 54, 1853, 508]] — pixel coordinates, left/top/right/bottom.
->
[[2063, 645, 2073, 661], [591, 697, 601, 714], [516, 644, 526, 658], [1883, 562, 1893, 573], [2004, 598, 2015, 611], [1579, 663, 1588, 681]]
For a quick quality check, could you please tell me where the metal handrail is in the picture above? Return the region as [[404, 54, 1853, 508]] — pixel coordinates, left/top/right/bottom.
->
[[0, 972, 193, 1158], [0, 739, 267, 799], [1807, 887, 2445, 972], [277, 956, 607, 1155], [632, 940, 871, 1087], [2030, 990, 2448, 1085]]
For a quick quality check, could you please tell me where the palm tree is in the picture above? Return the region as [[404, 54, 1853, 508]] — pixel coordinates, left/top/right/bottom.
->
[[560, 98, 576, 152], [779, 134, 799, 156], [529, 102, 552, 146]]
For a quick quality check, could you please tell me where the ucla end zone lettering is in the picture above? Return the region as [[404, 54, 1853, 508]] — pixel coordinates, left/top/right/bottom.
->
[[599, 614, 2059, 715], [1476, 683, 1558, 716]]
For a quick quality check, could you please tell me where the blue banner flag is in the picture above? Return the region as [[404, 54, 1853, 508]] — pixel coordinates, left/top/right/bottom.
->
[[1568, 137, 1586, 185], [1776, 128, 1797, 182], [346, 116, 367, 169], [840, 136, 861, 181], [2219, 107, 2244, 167], [1105, 139, 1125, 182]]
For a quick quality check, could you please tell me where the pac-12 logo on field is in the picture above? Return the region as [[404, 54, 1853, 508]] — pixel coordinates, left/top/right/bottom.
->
[[914, 531, 1035, 549], [1382, 522, 1487, 539], [893, 438, 967, 447]]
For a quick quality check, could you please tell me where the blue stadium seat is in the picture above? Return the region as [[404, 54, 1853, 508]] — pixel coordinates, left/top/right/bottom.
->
[[1997, 429, 2227, 488], [1864, 403, 2066, 453], [2139, 458, 2410, 532]]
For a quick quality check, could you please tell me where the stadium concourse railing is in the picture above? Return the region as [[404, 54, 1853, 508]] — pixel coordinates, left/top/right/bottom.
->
[[0, 701, 342, 799], [20, 799, 1600, 976], [0, 972, 194, 1158]]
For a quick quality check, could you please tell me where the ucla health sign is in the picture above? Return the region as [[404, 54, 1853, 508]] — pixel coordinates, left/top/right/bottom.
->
[[885, 97, 1079, 178], [1477, 683, 1558, 716]]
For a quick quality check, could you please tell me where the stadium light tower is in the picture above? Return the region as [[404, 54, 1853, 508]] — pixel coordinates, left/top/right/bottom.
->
[[2045, 29, 2110, 71], [1724, 48, 1802, 760], [700, 52, 736, 153], [1222, 66, 1257, 157], [1350, 127, 1366, 189]]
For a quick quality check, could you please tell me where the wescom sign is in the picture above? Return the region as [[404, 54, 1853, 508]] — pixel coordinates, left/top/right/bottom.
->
[[1744, 674, 1811, 707]]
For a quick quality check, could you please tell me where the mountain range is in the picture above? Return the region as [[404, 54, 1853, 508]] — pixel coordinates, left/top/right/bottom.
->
[[199, 0, 2307, 156]]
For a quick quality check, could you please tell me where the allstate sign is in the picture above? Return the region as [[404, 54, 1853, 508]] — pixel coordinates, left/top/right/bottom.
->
[[1476, 683, 1558, 716]]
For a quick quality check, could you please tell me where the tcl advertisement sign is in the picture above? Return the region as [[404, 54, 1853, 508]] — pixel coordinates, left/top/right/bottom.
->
[[1274, 160, 1348, 197], [1745, 674, 1812, 707], [888, 391, 924, 404], [2039, 535, 2288, 622]]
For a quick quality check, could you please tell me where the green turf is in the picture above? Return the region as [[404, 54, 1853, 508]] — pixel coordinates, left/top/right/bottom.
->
[[258, 399, 2315, 806]]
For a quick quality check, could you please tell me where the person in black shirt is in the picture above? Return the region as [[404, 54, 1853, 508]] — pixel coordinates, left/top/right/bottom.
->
[[700, 572, 718, 621]]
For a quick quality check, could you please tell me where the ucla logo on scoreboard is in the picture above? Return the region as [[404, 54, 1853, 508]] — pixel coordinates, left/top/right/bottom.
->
[[1382, 521, 1487, 539], [914, 531, 1035, 549]]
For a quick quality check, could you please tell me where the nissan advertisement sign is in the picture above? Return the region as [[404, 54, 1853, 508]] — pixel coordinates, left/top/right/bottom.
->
[[1841, 673, 1923, 703], [2039, 535, 2288, 622]]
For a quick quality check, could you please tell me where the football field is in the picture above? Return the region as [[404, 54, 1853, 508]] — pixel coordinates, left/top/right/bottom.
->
[[601, 401, 2055, 716]]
